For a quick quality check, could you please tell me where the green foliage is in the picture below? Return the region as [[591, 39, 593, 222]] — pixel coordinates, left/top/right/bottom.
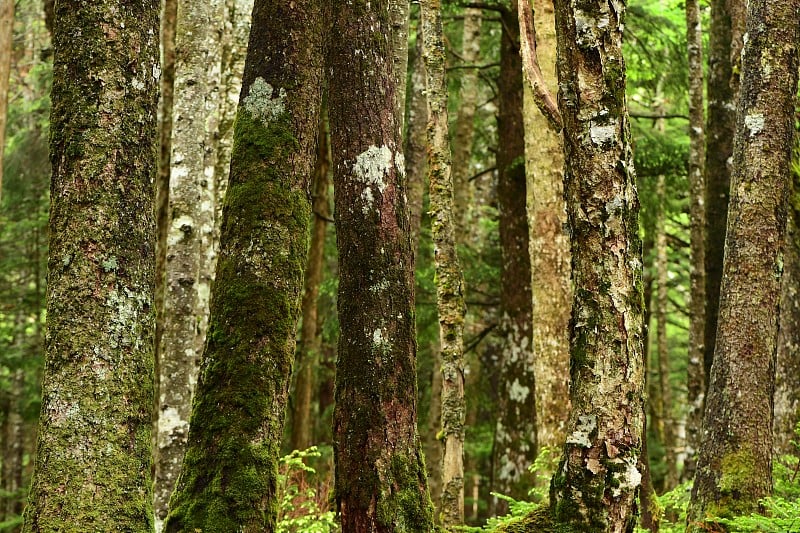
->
[[277, 447, 339, 533]]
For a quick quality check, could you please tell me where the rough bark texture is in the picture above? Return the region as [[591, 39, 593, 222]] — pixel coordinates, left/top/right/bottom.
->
[[493, 1, 537, 508], [451, 9, 482, 234], [153, 0, 224, 526], [524, 0, 571, 452], [405, 29, 427, 253], [549, 1, 645, 532], [688, 0, 800, 524], [162, 0, 323, 529], [22, 1, 160, 529], [328, 0, 434, 530], [290, 104, 330, 452], [0, 0, 12, 203], [683, 0, 706, 482], [421, 0, 468, 525], [703, 0, 745, 393], [775, 171, 800, 456]]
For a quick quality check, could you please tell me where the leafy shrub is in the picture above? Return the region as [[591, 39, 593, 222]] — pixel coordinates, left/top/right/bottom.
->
[[277, 447, 339, 533]]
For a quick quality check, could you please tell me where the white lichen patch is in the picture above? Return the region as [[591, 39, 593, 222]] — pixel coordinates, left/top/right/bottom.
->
[[370, 279, 390, 293], [157, 406, 189, 447], [566, 414, 597, 448], [243, 77, 287, 125], [508, 378, 530, 403], [167, 215, 195, 247], [612, 458, 642, 498], [394, 151, 406, 178], [354, 145, 393, 213], [589, 120, 618, 146], [744, 113, 765, 138], [372, 328, 391, 354]]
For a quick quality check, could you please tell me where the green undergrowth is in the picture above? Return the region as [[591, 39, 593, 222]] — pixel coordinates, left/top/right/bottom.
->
[[277, 447, 339, 533]]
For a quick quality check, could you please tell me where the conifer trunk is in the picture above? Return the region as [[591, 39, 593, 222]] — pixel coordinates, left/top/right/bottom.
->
[[689, 0, 800, 524], [22, 1, 160, 528], [549, 1, 645, 531], [328, 0, 434, 529], [163, 0, 323, 529]]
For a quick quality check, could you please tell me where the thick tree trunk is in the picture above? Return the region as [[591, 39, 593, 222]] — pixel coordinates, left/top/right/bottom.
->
[[153, 0, 224, 526], [328, 0, 434, 530], [775, 170, 800, 456], [689, 0, 800, 524], [22, 1, 160, 529], [163, 0, 323, 529], [549, 2, 645, 532], [683, 0, 706, 483], [525, 0, 570, 452], [493, 2, 537, 508], [421, 0, 468, 525], [0, 0, 12, 203], [290, 103, 330, 452], [451, 9, 482, 234], [703, 0, 745, 393]]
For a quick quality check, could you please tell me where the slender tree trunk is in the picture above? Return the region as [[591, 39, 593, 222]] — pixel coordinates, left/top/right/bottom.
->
[[421, 0, 467, 525], [390, 0, 409, 133], [683, 0, 706, 482], [329, 0, 434, 529], [525, 0, 570, 452], [549, 1, 645, 531], [451, 8, 482, 234], [290, 102, 330, 452], [689, 0, 800, 524], [405, 28, 427, 253], [426, 348, 443, 515], [703, 0, 745, 394], [775, 169, 800, 457], [163, 0, 324, 529], [0, 0, 14, 203], [3, 370, 24, 521], [639, 265, 659, 532], [22, 1, 160, 528]]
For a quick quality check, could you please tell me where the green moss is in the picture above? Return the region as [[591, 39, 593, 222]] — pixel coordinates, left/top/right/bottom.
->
[[374, 452, 435, 532], [495, 507, 582, 533]]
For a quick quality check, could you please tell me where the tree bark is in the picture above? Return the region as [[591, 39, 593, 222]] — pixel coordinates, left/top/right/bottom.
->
[[549, 1, 645, 532], [683, 0, 706, 483], [290, 102, 330, 452], [524, 0, 571, 453], [22, 1, 160, 528], [328, 0, 434, 529], [492, 2, 537, 508], [0, 0, 14, 204], [163, 0, 323, 529], [689, 0, 800, 524], [421, 0, 468, 525]]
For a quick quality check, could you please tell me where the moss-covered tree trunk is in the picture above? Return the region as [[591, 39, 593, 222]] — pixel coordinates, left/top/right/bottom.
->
[[524, 0, 571, 453], [22, 1, 160, 529], [688, 0, 800, 524], [703, 0, 745, 394], [493, 1, 537, 507], [421, 0, 468, 525], [549, 1, 645, 531], [162, 0, 323, 530], [775, 170, 800, 456], [153, 0, 224, 526], [328, 0, 434, 529], [290, 103, 330, 452], [0, 0, 12, 203], [683, 0, 706, 483]]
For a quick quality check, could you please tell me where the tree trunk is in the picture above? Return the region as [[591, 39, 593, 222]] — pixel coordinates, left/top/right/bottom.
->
[[689, 0, 800, 524], [421, 0, 468, 525], [525, 0, 570, 453], [290, 102, 330, 452], [163, 0, 323, 529], [451, 9, 482, 235], [405, 27, 427, 253], [0, 0, 14, 203], [22, 1, 160, 529], [683, 0, 706, 483], [703, 0, 745, 394], [328, 0, 434, 529], [549, 1, 645, 531], [492, 2, 537, 509], [774, 169, 800, 457], [389, 0, 409, 133]]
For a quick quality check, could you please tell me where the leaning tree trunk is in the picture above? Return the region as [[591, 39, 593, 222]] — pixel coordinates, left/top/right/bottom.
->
[[328, 0, 434, 529], [549, 1, 645, 532], [163, 0, 323, 530], [688, 0, 800, 525], [683, 0, 706, 482], [421, 0, 468, 525], [21, 1, 160, 529], [524, 0, 571, 453], [153, 0, 224, 526], [493, 1, 537, 508]]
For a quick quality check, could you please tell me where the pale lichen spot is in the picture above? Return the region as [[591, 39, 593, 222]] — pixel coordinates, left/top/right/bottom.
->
[[508, 378, 530, 403], [566, 414, 597, 448], [101, 256, 118, 273], [157, 406, 189, 448], [589, 121, 617, 146], [372, 328, 391, 354], [243, 77, 287, 125], [611, 458, 642, 497], [168, 215, 195, 247], [354, 145, 392, 191], [394, 151, 406, 178], [744, 113, 765, 138]]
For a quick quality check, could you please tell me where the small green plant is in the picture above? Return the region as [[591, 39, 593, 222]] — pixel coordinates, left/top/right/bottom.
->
[[276, 447, 339, 533]]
